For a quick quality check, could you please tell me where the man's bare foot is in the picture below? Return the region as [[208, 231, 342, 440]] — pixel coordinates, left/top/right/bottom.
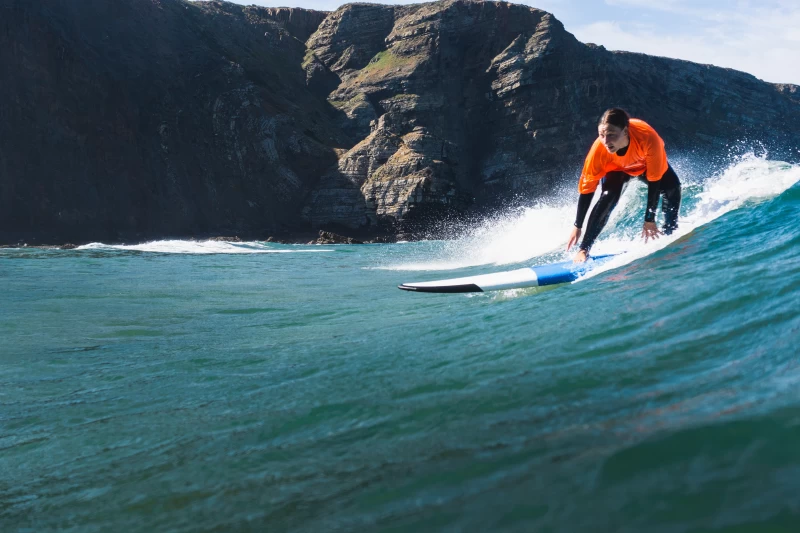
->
[[573, 249, 588, 263]]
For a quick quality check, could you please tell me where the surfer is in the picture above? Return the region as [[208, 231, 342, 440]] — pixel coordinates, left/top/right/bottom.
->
[[566, 108, 682, 262]]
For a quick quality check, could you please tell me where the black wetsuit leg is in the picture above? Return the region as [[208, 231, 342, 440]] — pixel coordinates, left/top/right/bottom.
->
[[638, 165, 682, 234], [660, 166, 681, 234], [579, 171, 631, 253]]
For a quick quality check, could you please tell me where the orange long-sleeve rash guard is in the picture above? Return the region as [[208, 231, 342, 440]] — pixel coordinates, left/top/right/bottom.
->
[[577, 119, 669, 194]]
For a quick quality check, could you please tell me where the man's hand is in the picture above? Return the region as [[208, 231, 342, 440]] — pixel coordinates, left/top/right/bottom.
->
[[567, 226, 581, 251], [641, 221, 662, 243]]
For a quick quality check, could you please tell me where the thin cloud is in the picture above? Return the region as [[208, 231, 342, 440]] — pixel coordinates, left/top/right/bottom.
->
[[572, 2, 800, 83], [574, 21, 800, 83]]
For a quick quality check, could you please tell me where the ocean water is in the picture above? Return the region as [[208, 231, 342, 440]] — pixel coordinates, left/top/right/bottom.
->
[[2, 155, 800, 532]]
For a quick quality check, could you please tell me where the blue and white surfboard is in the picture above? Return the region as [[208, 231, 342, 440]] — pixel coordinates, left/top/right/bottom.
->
[[398, 254, 617, 293]]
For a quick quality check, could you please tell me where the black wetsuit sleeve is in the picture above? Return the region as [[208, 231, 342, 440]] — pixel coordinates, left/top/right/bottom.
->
[[574, 193, 594, 228], [645, 180, 659, 223]]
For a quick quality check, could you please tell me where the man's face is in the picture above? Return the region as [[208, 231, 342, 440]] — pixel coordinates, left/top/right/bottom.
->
[[598, 124, 629, 154]]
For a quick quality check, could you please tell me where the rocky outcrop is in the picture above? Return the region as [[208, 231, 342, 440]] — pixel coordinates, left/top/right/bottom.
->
[[776, 84, 800, 104], [259, 7, 328, 42], [305, 1, 557, 232], [311, 230, 363, 244], [2, 0, 799, 244]]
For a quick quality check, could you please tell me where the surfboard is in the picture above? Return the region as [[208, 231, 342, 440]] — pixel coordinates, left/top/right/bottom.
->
[[398, 254, 617, 293]]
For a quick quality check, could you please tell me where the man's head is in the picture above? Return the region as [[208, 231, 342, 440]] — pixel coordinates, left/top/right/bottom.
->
[[598, 108, 630, 154]]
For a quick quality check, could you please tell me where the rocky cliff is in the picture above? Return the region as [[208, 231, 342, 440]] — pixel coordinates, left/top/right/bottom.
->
[[0, 0, 341, 243], [2, 0, 799, 244]]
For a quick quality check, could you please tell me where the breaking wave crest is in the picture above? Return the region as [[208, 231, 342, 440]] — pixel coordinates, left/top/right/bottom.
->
[[380, 154, 800, 273], [77, 240, 333, 254]]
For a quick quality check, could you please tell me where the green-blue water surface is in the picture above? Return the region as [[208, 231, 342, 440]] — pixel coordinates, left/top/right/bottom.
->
[[2, 160, 800, 532]]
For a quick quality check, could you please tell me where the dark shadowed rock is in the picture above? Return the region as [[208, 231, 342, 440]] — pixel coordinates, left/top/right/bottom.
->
[[776, 84, 800, 103], [314, 230, 364, 244], [0, 0, 343, 244]]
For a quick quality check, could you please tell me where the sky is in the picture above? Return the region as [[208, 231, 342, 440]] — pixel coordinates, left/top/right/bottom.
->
[[223, 0, 800, 84]]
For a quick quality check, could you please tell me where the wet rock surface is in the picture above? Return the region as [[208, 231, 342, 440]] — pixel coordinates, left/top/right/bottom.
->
[[311, 230, 364, 245]]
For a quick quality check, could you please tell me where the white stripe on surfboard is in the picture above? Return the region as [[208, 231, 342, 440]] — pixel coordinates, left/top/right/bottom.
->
[[402, 267, 539, 291]]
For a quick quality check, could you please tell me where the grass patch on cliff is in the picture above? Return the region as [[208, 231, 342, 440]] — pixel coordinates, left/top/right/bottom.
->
[[301, 49, 317, 69], [358, 49, 420, 80], [385, 93, 419, 101], [328, 92, 369, 110]]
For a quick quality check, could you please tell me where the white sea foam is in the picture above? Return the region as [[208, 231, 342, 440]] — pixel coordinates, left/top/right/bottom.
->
[[381, 155, 800, 274], [77, 240, 334, 254], [579, 156, 800, 281], [376, 201, 577, 271]]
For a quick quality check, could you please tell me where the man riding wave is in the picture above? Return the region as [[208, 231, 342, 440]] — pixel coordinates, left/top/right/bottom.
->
[[567, 108, 682, 262]]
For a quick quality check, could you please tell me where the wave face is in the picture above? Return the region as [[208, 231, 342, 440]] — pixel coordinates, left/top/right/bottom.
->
[[2, 155, 800, 532], [379, 155, 800, 272]]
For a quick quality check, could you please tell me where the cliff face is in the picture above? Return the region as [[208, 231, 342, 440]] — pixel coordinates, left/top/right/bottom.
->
[[305, 2, 556, 231], [259, 7, 328, 42], [0, 0, 341, 243], [2, 0, 799, 244]]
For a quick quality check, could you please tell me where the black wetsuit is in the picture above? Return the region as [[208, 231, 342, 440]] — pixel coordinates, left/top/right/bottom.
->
[[574, 145, 681, 253]]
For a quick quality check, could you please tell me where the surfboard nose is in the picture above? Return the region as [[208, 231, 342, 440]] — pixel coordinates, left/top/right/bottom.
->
[[398, 283, 483, 293]]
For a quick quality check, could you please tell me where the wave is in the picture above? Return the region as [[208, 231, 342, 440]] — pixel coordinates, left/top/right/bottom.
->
[[77, 240, 334, 254], [377, 202, 577, 271], [380, 154, 800, 273]]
